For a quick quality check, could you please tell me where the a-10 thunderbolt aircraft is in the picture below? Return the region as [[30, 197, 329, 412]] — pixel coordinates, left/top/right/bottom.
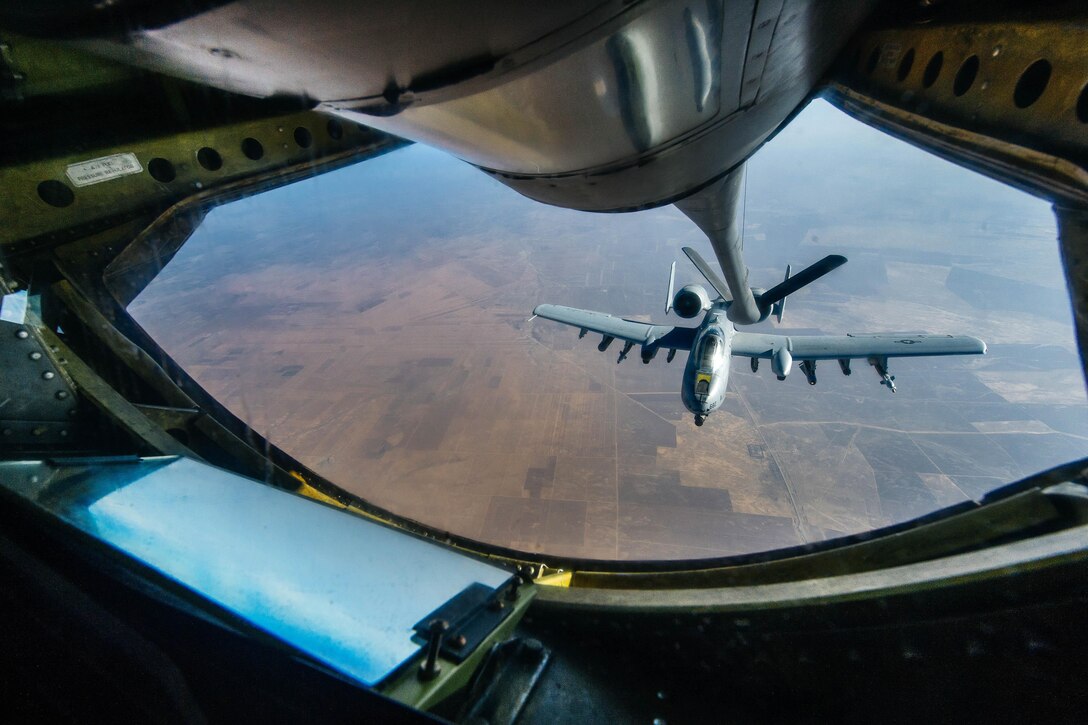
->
[[534, 248, 986, 427]]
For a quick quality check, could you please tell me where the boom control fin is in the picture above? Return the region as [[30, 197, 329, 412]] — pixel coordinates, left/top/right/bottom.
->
[[665, 261, 676, 314], [772, 265, 791, 323]]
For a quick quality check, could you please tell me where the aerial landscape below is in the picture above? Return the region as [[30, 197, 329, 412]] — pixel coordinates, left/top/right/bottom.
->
[[130, 100, 1087, 560]]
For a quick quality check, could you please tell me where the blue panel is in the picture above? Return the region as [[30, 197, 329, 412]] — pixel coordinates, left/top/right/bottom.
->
[[0, 457, 512, 686]]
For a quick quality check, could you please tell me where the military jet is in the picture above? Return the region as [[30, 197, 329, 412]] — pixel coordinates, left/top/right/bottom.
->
[[534, 247, 986, 426]]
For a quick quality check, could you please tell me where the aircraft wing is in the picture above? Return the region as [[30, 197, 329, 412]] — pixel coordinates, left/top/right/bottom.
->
[[731, 332, 987, 360], [533, 304, 696, 349]]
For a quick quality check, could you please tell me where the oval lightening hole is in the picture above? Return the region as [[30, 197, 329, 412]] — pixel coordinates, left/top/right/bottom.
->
[[1013, 59, 1051, 108], [241, 137, 264, 160], [922, 51, 944, 88], [148, 157, 176, 182], [37, 180, 74, 208], [865, 46, 880, 74], [953, 55, 979, 96], [197, 147, 223, 171], [897, 48, 915, 82]]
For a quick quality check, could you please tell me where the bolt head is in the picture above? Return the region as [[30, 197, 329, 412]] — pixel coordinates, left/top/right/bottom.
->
[[15, 329, 28, 339], [29, 351, 42, 360], [42, 371, 55, 380], [55, 391, 69, 400]]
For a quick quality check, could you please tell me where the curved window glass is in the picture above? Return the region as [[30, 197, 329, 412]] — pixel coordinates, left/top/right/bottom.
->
[[698, 335, 722, 369], [130, 100, 1086, 560]]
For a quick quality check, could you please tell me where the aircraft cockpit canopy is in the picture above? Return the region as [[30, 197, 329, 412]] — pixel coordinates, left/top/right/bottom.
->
[[698, 332, 725, 371]]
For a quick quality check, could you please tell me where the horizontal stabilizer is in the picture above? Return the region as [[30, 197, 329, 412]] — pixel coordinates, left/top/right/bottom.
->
[[758, 254, 846, 311]]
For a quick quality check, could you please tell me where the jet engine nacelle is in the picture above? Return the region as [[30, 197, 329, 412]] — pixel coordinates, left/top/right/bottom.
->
[[672, 284, 711, 319]]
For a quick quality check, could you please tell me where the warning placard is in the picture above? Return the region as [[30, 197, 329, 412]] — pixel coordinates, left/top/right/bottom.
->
[[65, 153, 143, 187]]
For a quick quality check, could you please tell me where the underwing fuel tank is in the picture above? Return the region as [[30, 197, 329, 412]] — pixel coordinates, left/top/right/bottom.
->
[[55, 0, 878, 212], [772, 345, 793, 379]]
